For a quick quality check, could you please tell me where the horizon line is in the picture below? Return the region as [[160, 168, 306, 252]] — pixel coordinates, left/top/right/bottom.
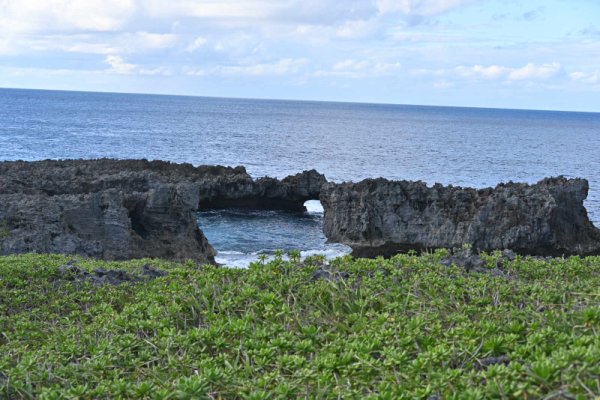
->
[[1, 85, 598, 115]]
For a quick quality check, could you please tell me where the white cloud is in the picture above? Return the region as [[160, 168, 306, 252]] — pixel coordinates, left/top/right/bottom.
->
[[60, 42, 117, 55], [373, 62, 402, 75], [5, 31, 177, 57], [211, 33, 265, 57], [415, 62, 562, 82], [139, 67, 172, 76], [411, 68, 446, 77], [433, 81, 454, 89], [333, 59, 370, 71], [143, 0, 376, 26], [144, 0, 281, 19], [390, 31, 461, 42], [455, 64, 510, 79], [336, 18, 379, 39], [1, 66, 91, 77], [507, 62, 561, 80], [104, 55, 136, 74], [0, 38, 13, 55], [186, 36, 208, 52], [376, 0, 476, 16], [570, 71, 599, 84], [316, 59, 401, 78], [184, 58, 309, 77], [222, 58, 308, 76], [0, 0, 598, 111], [132, 32, 178, 49], [104, 54, 171, 76], [0, 0, 137, 33]]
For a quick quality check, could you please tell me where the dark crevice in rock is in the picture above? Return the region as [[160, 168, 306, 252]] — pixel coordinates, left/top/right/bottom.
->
[[198, 196, 312, 212], [197, 169, 326, 212], [125, 199, 149, 239]]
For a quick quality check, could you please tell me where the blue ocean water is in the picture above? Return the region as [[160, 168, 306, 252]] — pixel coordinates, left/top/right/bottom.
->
[[1, 88, 599, 266], [197, 202, 351, 267]]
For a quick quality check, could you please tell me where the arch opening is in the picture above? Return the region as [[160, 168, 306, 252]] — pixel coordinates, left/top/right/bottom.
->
[[197, 199, 349, 267]]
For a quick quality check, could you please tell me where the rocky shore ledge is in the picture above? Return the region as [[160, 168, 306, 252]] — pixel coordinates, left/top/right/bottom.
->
[[1, 159, 599, 262]]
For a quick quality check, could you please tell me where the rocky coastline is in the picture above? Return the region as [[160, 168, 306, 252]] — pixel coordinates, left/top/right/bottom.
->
[[1, 159, 599, 262], [320, 176, 600, 257], [0, 159, 324, 263]]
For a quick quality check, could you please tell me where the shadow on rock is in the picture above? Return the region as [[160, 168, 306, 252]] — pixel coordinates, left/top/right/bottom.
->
[[55, 260, 168, 286], [440, 248, 516, 277], [476, 356, 511, 370]]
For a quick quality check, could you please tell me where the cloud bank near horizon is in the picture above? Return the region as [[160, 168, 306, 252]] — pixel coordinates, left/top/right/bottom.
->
[[0, 0, 599, 111]]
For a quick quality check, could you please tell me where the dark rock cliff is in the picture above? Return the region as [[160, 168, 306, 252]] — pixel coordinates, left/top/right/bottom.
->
[[2, 159, 599, 261], [0, 159, 325, 261], [320, 177, 600, 257], [0, 159, 325, 211]]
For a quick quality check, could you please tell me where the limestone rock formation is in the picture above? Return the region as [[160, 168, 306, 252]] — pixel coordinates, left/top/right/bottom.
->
[[0, 159, 325, 211], [0, 159, 325, 261], [0, 183, 215, 262], [320, 177, 600, 257], [3, 158, 598, 261], [197, 169, 326, 211]]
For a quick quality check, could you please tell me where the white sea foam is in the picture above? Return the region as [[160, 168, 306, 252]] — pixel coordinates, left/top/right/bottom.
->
[[301, 244, 351, 259], [304, 200, 324, 214], [215, 243, 351, 268], [215, 253, 256, 269]]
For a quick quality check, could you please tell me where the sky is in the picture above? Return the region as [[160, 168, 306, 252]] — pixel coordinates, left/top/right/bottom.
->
[[0, 0, 599, 112]]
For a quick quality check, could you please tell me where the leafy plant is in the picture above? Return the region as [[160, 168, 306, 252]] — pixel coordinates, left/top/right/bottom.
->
[[0, 252, 599, 398]]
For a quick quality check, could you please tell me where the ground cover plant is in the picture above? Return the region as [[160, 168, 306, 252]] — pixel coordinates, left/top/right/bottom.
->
[[1, 251, 599, 399]]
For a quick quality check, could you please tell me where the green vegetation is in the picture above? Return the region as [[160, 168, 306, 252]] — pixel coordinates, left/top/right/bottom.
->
[[1, 252, 599, 399]]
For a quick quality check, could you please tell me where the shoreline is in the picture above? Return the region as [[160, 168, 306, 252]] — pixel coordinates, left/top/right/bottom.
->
[[1, 159, 600, 264]]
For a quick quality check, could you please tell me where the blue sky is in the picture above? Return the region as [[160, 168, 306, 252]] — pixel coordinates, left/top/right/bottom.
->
[[0, 0, 599, 111]]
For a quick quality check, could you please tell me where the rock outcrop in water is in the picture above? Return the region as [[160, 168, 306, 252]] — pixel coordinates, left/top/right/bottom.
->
[[320, 177, 600, 257], [2, 159, 599, 261], [0, 159, 326, 262]]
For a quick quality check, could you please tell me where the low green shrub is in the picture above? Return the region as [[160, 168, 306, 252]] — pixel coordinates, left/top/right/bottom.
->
[[0, 252, 599, 399]]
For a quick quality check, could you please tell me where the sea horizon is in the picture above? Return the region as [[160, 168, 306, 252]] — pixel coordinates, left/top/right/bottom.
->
[[2, 86, 599, 115]]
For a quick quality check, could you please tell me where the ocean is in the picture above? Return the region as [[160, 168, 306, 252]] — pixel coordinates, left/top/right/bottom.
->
[[1, 88, 599, 266]]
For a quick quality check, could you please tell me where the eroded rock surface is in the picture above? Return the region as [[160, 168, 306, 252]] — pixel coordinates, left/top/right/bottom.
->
[[320, 177, 600, 257], [56, 260, 168, 286], [0, 159, 325, 211], [3, 159, 598, 261], [0, 159, 325, 261], [197, 168, 326, 211], [0, 182, 214, 262]]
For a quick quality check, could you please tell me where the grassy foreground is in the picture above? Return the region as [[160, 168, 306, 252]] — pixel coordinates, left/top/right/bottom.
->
[[1, 252, 599, 399]]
